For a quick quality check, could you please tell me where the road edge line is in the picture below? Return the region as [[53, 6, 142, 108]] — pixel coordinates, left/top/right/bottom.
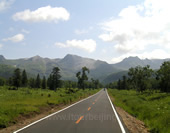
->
[[106, 89, 126, 133], [13, 89, 102, 133]]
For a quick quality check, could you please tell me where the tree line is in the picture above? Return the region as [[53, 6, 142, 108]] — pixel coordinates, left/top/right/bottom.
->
[[107, 61, 170, 93], [0, 66, 102, 90]]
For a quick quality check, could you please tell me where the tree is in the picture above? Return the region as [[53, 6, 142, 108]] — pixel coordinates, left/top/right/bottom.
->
[[47, 67, 61, 91], [42, 76, 47, 89], [157, 61, 170, 92], [21, 69, 28, 87], [52, 67, 61, 90], [35, 74, 41, 88], [128, 65, 153, 92], [76, 66, 90, 90], [29, 78, 35, 88], [91, 78, 100, 89], [13, 68, 21, 89], [117, 79, 122, 90], [47, 74, 53, 90], [122, 75, 128, 90], [76, 72, 82, 89]]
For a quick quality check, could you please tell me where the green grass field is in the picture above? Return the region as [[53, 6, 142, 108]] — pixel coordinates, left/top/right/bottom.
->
[[0, 86, 99, 128], [108, 89, 170, 133]]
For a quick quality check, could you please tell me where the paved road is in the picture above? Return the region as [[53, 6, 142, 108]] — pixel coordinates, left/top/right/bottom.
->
[[14, 89, 127, 133]]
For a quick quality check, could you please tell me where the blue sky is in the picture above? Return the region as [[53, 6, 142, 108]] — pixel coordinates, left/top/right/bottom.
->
[[0, 0, 170, 63]]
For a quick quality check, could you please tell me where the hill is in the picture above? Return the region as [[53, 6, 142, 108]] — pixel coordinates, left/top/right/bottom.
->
[[0, 54, 169, 83], [112, 56, 170, 70], [0, 54, 120, 81]]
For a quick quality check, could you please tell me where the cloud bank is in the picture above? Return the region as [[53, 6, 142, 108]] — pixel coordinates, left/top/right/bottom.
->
[[13, 6, 70, 23], [3, 33, 24, 43], [99, 0, 170, 62]]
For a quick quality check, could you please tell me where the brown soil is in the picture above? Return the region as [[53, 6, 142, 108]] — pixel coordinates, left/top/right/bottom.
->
[[110, 97, 149, 133]]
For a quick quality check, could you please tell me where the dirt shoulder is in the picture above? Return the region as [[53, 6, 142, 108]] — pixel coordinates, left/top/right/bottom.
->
[[110, 96, 149, 133]]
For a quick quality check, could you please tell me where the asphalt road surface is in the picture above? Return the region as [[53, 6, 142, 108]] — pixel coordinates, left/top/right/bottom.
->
[[14, 89, 128, 133]]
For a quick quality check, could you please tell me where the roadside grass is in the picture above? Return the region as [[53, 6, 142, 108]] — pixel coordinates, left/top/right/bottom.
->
[[108, 89, 170, 133], [0, 86, 99, 128]]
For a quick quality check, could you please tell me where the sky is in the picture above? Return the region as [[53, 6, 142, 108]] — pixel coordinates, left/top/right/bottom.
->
[[0, 0, 170, 63]]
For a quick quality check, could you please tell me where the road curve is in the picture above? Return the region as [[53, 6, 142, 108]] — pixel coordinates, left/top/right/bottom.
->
[[14, 89, 128, 133]]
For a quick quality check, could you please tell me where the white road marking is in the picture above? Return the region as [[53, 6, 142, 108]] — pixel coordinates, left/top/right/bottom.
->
[[106, 89, 126, 133]]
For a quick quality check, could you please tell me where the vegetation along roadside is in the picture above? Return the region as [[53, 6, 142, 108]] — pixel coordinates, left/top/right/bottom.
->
[[107, 61, 170, 133], [0, 66, 102, 130]]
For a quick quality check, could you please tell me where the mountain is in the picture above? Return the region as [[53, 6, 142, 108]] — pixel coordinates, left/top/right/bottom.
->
[[0, 64, 15, 79], [0, 54, 169, 83], [57, 54, 120, 80], [0, 54, 119, 81], [112, 56, 170, 70]]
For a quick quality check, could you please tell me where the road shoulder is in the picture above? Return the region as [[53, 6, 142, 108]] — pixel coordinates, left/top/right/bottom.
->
[[109, 96, 149, 133]]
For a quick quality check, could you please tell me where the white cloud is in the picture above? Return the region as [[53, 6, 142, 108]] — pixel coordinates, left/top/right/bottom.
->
[[3, 33, 24, 42], [111, 49, 170, 63], [55, 39, 96, 53], [0, 0, 14, 12], [13, 6, 70, 23], [99, 0, 170, 54]]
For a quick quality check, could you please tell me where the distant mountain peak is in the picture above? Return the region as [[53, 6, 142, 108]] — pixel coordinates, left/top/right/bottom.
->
[[33, 55, 42, 58], [64, 54, 81, 58], [123, 56, 140, 61], [29, 55, 43, 61], [62, 54, 83, 61]]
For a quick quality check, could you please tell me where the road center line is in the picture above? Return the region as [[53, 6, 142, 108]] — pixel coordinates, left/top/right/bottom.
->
[[76, 116, 84, 124], [88, 107, 91, 111]]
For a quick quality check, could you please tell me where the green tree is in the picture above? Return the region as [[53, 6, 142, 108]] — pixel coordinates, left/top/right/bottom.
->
[[48, 67, 61, 91], [52, 67, 61, 91], [128, 65, 153, 92], [13, 68, 21, 89], [21, 69, 28, 87], [117, 79, 122, 90], [76, 71, 82, 89], [122, 75, 128, 90], [29, 78, 35, 88], [35, 74, 41, 88], [42, 76, 47, 89], [47, 74, 53, 90], [76, 66, 90, 90], [91, 78, 100, 89], [157, 61, 170, 92]]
